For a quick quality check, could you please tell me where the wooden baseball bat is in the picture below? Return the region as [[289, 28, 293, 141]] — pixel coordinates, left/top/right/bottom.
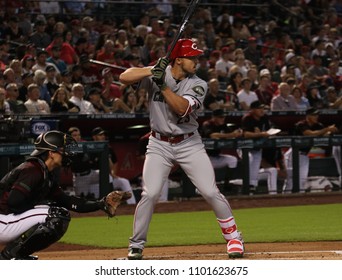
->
[[89, 59, 128, 71], [165, 0, 201, 59]]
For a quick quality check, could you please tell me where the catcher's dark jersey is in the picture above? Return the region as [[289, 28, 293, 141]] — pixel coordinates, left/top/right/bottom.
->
[[0, 157, 101, 215]]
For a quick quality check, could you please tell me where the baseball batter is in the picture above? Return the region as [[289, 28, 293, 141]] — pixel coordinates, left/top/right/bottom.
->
[[119, 39, 244, 260]]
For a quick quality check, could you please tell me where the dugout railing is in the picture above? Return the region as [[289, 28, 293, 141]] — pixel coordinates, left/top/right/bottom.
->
[[202, 135, 342, 193], [1, 136, 342, 197]]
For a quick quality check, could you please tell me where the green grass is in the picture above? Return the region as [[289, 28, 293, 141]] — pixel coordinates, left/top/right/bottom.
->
[[60, 204, 342, 248]]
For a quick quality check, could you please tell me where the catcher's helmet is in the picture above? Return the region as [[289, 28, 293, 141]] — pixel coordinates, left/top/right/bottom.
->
[[31, 130, 77, 157], [169, 39, 203, 60]]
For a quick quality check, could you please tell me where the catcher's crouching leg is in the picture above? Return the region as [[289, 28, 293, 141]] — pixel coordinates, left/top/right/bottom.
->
[[0, 207, 70, 260]]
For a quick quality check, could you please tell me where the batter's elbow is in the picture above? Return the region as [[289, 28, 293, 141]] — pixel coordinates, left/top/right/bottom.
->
[[119, 74, 130, 85]]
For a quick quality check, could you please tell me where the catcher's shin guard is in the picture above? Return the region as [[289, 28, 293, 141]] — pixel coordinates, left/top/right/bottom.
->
[[0, 207, 70, 259]]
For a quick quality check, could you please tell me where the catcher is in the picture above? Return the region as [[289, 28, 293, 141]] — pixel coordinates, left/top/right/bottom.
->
[[0, 130, 131, 260]]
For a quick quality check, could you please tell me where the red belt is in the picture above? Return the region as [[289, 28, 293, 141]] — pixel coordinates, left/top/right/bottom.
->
[[151, 131, 194, 144]]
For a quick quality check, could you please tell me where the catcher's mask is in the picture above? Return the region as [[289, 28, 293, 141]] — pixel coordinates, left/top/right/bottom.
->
[[31, 130, 77, 166]]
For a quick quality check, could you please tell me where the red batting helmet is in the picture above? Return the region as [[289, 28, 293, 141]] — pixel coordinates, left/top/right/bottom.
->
[[170, 39, 203, 60]]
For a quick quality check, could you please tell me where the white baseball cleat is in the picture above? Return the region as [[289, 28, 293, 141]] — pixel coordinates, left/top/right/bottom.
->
[[227, 239, 244, 258]]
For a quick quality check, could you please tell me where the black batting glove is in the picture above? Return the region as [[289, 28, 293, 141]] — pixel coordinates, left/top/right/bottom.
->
[[151, 57, 169, 89]]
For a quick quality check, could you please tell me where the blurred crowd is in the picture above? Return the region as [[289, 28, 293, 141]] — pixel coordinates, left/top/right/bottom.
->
[[0, 0, 341, 117]]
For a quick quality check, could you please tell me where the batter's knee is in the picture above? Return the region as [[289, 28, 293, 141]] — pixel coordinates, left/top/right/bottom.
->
[[141, 188, 162, 202]]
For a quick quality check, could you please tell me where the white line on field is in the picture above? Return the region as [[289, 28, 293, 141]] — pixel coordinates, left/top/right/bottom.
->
[[147, 250, 342, 259], [245, 250, 342, 255]]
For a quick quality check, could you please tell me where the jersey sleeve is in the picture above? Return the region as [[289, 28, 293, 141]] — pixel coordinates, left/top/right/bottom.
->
[[183, 78, 207, 112]]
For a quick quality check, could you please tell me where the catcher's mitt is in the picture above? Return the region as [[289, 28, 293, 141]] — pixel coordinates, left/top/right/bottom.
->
[[101, 191, 132, 217]]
